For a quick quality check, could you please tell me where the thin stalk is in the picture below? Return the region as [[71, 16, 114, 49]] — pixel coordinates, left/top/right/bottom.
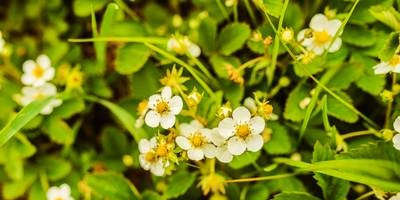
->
[[225, 173, 297, 183], [233, 2, 239, 21], [355, 191, 375, 200], [341, 130, 377, 140], [187, 54, 220, 89], [114, 0, 139, 20], [68, 37, 167, 44], [216, 0, 229, 20], [237, 56, 266, 71], [244, 0, 257, 26], [385, 73, 397, 128]]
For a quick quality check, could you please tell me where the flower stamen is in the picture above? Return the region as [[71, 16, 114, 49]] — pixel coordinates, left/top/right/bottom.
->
[[313, 31, 330, 44], [190, 133, 205, 147], [156, 101, 169, 114], [33, 65, 45, 78], [236, 124, 251, 139]]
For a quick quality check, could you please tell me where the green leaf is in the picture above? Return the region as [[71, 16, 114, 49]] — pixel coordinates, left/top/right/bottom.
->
[[86, 172, 138, 200], [85, 96, 148, 142], [28, 180, 46, 200], [131, 63, 162, 100], [352, 54, 385, 95], [116, 43, 151, 74], [164, 171, 196, 199], [51, 98, 85, 119], [5, 158, 23, 180], [326, 91, 358, 123], [229, 151, 261, 169], [2, 168, 36, 199], [379, 32, 400, 61], [198, 17, 217, 53], [342, 25, 377, 47], [262, 0, 284, 18], [73, 0, 107, 17], [284, 82, 310, 122], [312, 142, 350, 200], [246, 183, 270, 200], [326, 63, 363, 90], [264, 122, 292, 154], [293, 57, 324, 77], [101, 127, 128, 156], [369, 5, 400, 31], [43, 116, 74, 145], [210, 55, 241, 79], [272, 192, 321, 200], [217, 23, 251, 55], [0, 97, 53, 147], [38, 157, 72, 181]]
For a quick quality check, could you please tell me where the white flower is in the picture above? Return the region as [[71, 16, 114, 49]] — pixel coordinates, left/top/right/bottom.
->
[[138, 137, 169, 176], [373, 55, 400, 74], [210, 128, 233, 163], [0, 31, 5, 53], [145, 86, 183, 129], [46, 184, 74, 200], [167, 36, 201, 57], [297, 14, 342, 55], [218, 107, 265, 155], [393, 116, 400, 151], [176, 120, 216, 161], [389, 193, 400, 200], [21, 54, 55, 86], [20, 83, 62, 115]]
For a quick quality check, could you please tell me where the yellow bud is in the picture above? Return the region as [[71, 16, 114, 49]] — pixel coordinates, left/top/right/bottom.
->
[[122, 154, 134, 167], [66, 68, 84, 89], [382, 129, 394, 141], [198, 173, 226, 196], [278, 76, 290, 87], [290, 153, 302, 161], [172, 15, 183, 27], [187, 89, 202, 107], [281, 28, 294, 43], [217, 102, 232, 119], [380, 90, 393, 102], [299, 97, 311, 109]]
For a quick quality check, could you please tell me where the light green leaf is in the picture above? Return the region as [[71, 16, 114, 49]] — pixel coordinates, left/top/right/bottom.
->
[[217, 23, 251, 55], [379, 32, 400, 61], [28, 180, 46, 200], [326, 63, 363, 90], [369, 5, 400, 31], [326, 91, 358, 123], [116, 43, 151, 74], [43, 116, 74, 145], [38, 157, 72, 181], [198, 17, 217, 53], [131, 62, 162, 100], [101, 127, 128, 156], [229, 151, 261, 169], [51, 98, 85, 119], [210, 55, 241, 79], [2, 168, 36, 200], [264, 122, 292, 154], [312, 142, 350, 200], [262, 0, 284, 18], [342, 25, 377, 47], [0, 97, 53, 147], [164, 171, 196, 199], [73, 0, 107, 17], [272, 192, 321, 200], [86, 172, 138, 200], [284, 83, 310, 122], [246, 183, 270, 200]]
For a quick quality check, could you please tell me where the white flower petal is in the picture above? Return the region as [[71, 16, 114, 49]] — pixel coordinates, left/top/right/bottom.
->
[[216, 147, 233, 163], [297, 29, 307, 41], [42, 83, 57, 95], [249, 116, 265, 134], [145, 110, 161, 128], [43, 67, 55, 81], [180, 123, 196, 136], [188, 43, 201, 57], [37, 54, 51, 68], [149, 137, 157, 148], [190, 120, 204, 129], [176, 136, 191, 150], [394, 116, 400, 133], [202, 143, 217, 158], [150, 160, 165, 176], [161, 86, 172, 100], [210, 128, 226, 146], [311, 45, 325, 55], [188, 148, 204, 161], [373, 62, 392, 75], [167, 38, 178, 51], [310, 14, 328, 32], [232, 106, 251, 122], [200, 128, 212, 141], [59, 184, 71, 196], [160, 112, 175, 129], [328, 38, 342, 53], [41, 105, 54, 115], [218, 118, 235, 138], [169, 96, 183, 114], [22, 60, 36, 73], [326, 19, 342, 36], [139, 139, 151, 153], [21, 74, 34, 85], [246, 134, 264, 152], [139, 155, 150, 170], [148, 94, 162, 109], [227, 137, 246, 155], [393, 133, 400, 146], [393, 64, 400, 73]]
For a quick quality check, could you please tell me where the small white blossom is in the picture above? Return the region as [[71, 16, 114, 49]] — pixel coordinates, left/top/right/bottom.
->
[[46, 184, 74, 200], [297, 14, 342, 55], [389, 193, 400, 200], [176, 120, 216, 161], [167, 36, 201, 57], [138, 137, 169, 176], [0, 31, 5, 53], [145, 86, 183, 129], [20, 83, 62, 115], [218, 107, 265, 156], [21, 55, 55, 86], [373, 55, 400, 75], [210, 128, 233, 163], [393, 116, 400, 151]]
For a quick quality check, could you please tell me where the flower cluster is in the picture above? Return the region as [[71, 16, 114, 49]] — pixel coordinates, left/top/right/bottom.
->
[[17, 55, 62, 114], [138, 86, 268, 176], [46, 183, 74, 200]]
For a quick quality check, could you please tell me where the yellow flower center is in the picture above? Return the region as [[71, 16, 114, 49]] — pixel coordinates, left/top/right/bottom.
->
[[144, 152, 156, 163], [189, 133, 205, 147], [156, 101, 169, 114], [33, 65, 44, 78], [313, 31, 330, 44], [34, 92, 45, 100], [389, 55, 400, 67], [156, 144, 169, 157], [236, 124, 251, 138], [67, 71, 83, 88], [54, 197, 64, 200]]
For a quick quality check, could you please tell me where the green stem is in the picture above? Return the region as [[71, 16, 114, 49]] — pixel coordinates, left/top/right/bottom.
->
[[68, 37, 167, 44], [244, 0, 257, 26], [144, 43, 215, 97], [225, 173, 297, 183], [355, 191, 375, 200], [187, 54, 220, 89], [114, 0, 139, 20], [341, 130, 377, 140], [216, 0, 230, 20], [385, 73, 397, 128], [233, 2, 239, 21]]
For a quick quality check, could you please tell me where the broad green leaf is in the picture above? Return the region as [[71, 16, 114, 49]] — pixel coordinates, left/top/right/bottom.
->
[[312, 142, 350, 200], [90, 78, 113, 98], [5, 158, 23, 180], [229, 151, 261, 169], [28, 180, 46, 200], [85, 96, 147, 142], [222, 82, 244, 108], [326, 91, 358, 123], [342, 25, 377, 47], [198, 17, 217, 53], [86, 172, 138, 200], [2, 168, 36, 199], [143, 3, 170, 28], [73, 0, 107, 17], [131, 62, 162, 100], [369, 5, 400, 31], [379, 32, 400, 61], [0, 97, 53, 147], [293, 57, 324, 77], [284, 83, 310, 122], [142, 190, 162, 200], [101, 127, 128, 156], [272, 192, 321, 200], [351, 54, 385, 95], [107, 21, 147, 37], [115, 43, 151, 74], [51, 98, 85, 119], [38, 157, 72, 181], [164, 171, 196, 199], [217, 23, 251, 55], [43, 116, 74, 145], [264, 122, 292, 154], [210, 55, 241, 79], [246, 183, 270, 200], [262, 0, 284, 18], [326, 63, 363, 90]]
